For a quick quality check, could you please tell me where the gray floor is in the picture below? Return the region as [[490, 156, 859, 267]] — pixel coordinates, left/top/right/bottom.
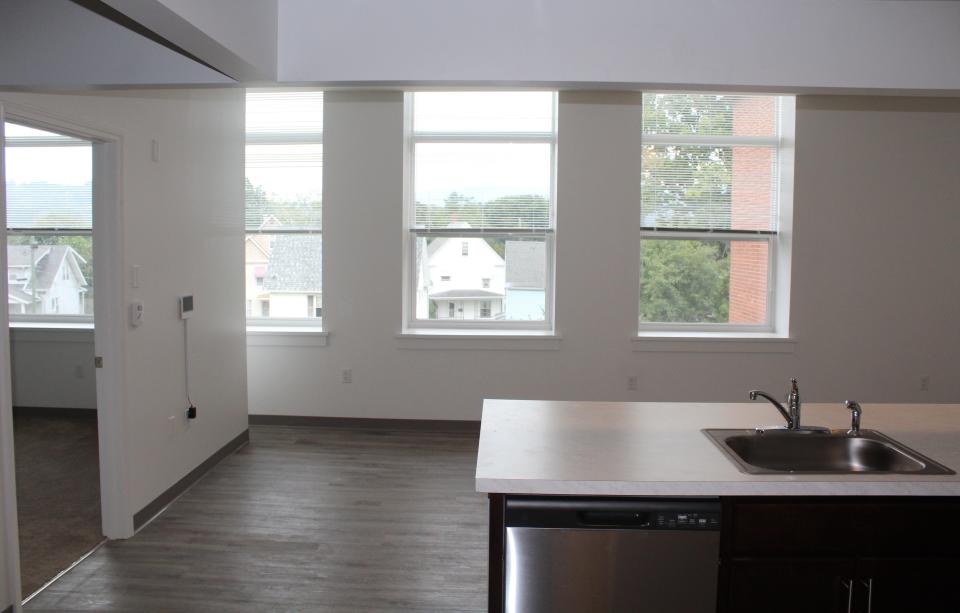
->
[[26, 424, 488, 612], [14, 413, 103, 597]]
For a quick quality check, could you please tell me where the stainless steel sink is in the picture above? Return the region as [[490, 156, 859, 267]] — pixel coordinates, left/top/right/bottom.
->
[[703, 429, 955, 475]]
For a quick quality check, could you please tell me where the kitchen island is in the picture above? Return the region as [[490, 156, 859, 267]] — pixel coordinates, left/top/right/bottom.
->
[[476, 400, 960, 612]]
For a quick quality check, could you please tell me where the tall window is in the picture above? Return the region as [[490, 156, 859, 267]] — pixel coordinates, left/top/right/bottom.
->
[[406, 92, 557, 329], [639, 93, 794, 332], [5, 122, 93, 320], [245, 90, 323, 326]]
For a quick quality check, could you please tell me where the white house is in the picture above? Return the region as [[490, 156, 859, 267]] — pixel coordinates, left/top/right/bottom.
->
[[6, 244, 88, 315], [416, 232, 505, 321], [244, 234, 272, 318]]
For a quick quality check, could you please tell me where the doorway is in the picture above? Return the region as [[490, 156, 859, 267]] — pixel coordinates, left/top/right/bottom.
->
[[0, 102, 130, 611], [4, 120, 103, 598]]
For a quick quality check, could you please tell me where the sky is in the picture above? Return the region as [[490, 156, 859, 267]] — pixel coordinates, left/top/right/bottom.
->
[[4, 123, 92, 186], [245, 91, 556, 205]]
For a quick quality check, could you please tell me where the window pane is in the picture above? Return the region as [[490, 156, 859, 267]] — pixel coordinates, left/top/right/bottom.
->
[[639, 239, 768, 325], [641, 144, 777, 231], [245, 143, 323, 231], [414, 92, 554, 133], [643, 94, 777, 138], [7, 235, 93, 316], [5, 123, 92, 230], [414, 143, 551, 230], [244, 90, 324, 325], [413, 235, 547, 322], [245, 234, 322, 321]]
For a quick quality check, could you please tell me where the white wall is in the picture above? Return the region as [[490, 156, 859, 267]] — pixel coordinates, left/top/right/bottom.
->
[[278, 0, 960, 94], [0, 88, 249, 515], [247, 91, 960, 421], [0, 0, 232, 88], [9, 329, 96, 409]]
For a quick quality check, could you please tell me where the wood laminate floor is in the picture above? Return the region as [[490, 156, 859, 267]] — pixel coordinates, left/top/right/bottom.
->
[[14, 413, 103, 597], [25, 425, 488, 612]]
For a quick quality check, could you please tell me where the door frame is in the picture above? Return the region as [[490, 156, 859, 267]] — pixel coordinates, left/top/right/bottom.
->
[[0, 99, 131, 609]]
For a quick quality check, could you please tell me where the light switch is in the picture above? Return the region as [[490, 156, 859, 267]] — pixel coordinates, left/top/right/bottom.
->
[[130, 301, 144, 327]]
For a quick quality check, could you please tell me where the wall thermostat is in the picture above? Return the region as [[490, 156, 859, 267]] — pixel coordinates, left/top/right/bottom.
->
[[179, 295, 194, 319]]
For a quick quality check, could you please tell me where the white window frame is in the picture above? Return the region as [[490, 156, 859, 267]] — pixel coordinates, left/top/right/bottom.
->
[[402, 91, 558, 332], [244, 88, 324, 330], [5, 121, 94, 325], [637, 94, 795, 336]]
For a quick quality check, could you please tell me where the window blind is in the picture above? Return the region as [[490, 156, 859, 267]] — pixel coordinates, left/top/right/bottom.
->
[[245, 91, 323, 233], [642, 93, 777, 138], [5, 123, 92, 231], [412, 92, 555, 232], [641, 94, 780, 233]]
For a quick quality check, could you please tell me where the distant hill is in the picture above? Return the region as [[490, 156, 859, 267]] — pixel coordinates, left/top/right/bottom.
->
[[6, 181, 92, 228]]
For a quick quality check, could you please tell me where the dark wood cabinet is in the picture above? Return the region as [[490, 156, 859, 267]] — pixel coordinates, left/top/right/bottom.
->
[[719, 498, 960, 613], [859, 558, 960, 613], [726, 558, 856, 613]]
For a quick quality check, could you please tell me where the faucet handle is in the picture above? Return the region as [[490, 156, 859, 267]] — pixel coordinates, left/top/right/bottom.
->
[[845, 400, 862, 436]]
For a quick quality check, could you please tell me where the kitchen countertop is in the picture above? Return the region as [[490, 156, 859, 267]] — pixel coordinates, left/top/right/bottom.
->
[[475, 399, 960, 496]]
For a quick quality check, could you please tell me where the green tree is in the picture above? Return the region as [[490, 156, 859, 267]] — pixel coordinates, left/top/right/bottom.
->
[[639, 94, 741, 322], [639, 240, 729, 323]]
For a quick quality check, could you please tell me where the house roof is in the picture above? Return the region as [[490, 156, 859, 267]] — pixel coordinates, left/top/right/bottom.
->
[[8, 287, 33, 304], [505, 240, 546, 289], [425, 222, 478, 258], [7, 245, 85, 292], [429, 289, 503, 299], [263, 234, 322, 293]]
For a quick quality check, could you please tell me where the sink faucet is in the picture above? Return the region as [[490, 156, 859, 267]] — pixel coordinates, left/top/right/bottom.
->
[[748, 388, 795, 429], [787, 378, 801, 428], [845, 400, 862, 436], [749, 378, 828, 432]]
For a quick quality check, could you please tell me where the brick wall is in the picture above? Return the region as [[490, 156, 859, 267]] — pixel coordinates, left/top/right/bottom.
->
[[728, 96, 775, 324]]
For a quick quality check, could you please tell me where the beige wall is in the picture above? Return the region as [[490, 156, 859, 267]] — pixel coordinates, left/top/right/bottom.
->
[[247, 92, 960, 420]]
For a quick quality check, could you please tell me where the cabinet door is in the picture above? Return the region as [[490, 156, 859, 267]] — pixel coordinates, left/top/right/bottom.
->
[[725, 558, 857, 613], [858, 558, 960, 613]]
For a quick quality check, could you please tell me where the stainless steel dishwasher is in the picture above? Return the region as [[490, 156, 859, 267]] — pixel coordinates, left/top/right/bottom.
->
[[505, 497, 720, 613]]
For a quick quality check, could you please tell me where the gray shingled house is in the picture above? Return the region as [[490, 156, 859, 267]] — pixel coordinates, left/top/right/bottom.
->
[[504, 240, 546, 320], [261, 234, 322, 318]]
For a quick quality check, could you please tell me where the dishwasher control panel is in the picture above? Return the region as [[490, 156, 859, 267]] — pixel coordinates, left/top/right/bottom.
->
[[506, 497, 722, 531], [655, 510, 720, 530]]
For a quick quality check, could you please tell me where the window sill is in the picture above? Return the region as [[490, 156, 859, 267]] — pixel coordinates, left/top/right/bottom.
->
[[9, 324, 94, 344], [397, 329, 561, 351], [246, 327, 329, 347], [631, 332, 795, 353], [9, 320, 94, 330]]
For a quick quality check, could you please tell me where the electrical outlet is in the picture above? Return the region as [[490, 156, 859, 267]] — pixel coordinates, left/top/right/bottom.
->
[[920, 375, 930, 392], [627, 376, 638, 391], [342, 368, 353, 384]]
